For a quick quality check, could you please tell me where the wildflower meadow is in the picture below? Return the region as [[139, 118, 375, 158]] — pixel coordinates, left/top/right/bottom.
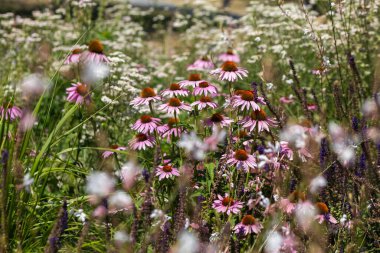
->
[[0, 0, 379, 252]]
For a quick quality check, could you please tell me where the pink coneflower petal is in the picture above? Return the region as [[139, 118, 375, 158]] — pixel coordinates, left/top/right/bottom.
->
[[226, 149, 257, 172], [179, 73, 206, 88], [157, 98, 191, 115], [210, 61, 248, 82], [239, 108, 276, 133], [205, 113, 234, 128], [132, 115, 161, 134], [157, 118, 184, 141], [191, 96, 218, 110], [161, 83, 190, 97], [231, 90, 266, 111], [0, 103, 22, 121], [64, 48, 82, 64], [130, 87, 161, 107], [102, 145, 127, 158], [128, 133, 155, 150], [212, 194, 243, 215], [80, 40, 110, 64], [155, 164, 180, 180], [218, 49, 240, 63], [66, 83, 91, 105], [187, 57, 215, 71], [193, 81, 218, 96], [233, 215, 263, 235]]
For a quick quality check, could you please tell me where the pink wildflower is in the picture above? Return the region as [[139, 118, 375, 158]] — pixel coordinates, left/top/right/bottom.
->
[[129, 133, 155, 150], [0, 103, 22, 121], [66, 82, 91, 104], [187, 56, 215, 71], [210, 61, 248, 82], [233, 215, 263, 235], [218, 49, 240, 63], [193, 81, 218, 96], [226, 149, 257, 171], [132, 115, 161, 134], [191, 96, 218, 110], [161, 83, 189, 97], [158, 98, 191, 114], [239, 108, 276, 132], [102, 145, 127, 158], [155, 164, 180, 180], [130, 87, 161, 107], [212, 194, 243, 215]]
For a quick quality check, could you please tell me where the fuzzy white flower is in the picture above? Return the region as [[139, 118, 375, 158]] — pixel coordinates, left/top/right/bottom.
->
[[114, 231, 131, 244], [82, 62, 110, 85], [178, 132, 206, 160], [295, 201, 316, 230], [280, 124, 308, 149], [120, 160, 141, 190], [265, 231, 283, 253], [86, 172, 115, 198], [174, 231, 199, 253], [108, 191, 133, 211], [310, 175, 327, 194]]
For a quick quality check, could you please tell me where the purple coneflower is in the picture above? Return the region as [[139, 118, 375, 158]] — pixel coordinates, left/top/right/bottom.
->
[[210, 61, 248, 82], [239, 108, 276, 133], [226, 149, 257, 171], [280, 141, 294, 160], [157, 118, 183, 141], [193, 81, 218, 96], [179, 73, 205, 88], [315, 202, 338, 224], [130, 87, 161, 107], [218, 49, 240, 63], [205, 113, 234, 128], [191, 96, 218, 110], [102, 145, 127, 158], [187, 56, 215, 71], [80, 39, 110, 64], [307, 104, 317, 111], [156, 164, 180, 180], [231, 90, 265, 111], [132, 115, 161, 134], [212, 194, 243, 215], [233, 215, 263, 235], [161, 83, 189, 97], [279, 191, 306, 214], [279, 96, 294, 104], [129, 133, 155, 150], [64, 48, 82, 64], [0, 102, 22, 121], [158, 98, 191, 115], [66, 83, 91, 104]]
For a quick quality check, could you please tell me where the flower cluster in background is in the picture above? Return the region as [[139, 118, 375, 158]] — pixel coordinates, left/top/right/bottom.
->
[[0, 0, 379, 252]]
